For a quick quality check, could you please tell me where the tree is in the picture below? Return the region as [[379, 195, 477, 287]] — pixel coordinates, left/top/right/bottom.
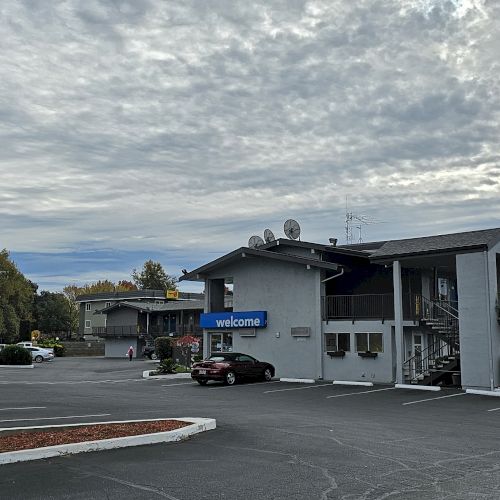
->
[[0, 249, 36, 344], [35, 291, 75, 339], [132, 260, 177, 291]]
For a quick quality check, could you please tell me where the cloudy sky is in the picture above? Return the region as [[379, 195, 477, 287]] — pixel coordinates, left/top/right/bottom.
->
[[1, 0, 499, 292]]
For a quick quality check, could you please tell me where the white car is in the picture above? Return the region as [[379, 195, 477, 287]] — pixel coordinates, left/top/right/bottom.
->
[[26, 346, 54, 363]]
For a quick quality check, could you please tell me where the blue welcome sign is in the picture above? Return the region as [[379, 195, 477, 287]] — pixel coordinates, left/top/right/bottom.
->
[[200, 311, 267, 329]]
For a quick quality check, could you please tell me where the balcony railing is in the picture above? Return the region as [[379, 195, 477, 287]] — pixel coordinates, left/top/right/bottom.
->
[[323, 294, 420, 321], [93, 325, 138, 337]]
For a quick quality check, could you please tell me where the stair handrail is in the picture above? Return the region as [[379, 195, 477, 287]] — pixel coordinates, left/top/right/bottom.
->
[[420, 295, 458, 320]]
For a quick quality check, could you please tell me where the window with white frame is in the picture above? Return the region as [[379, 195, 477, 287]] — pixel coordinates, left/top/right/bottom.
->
[[85, 320, 91, 329], [356, 333, 383, 353], [105, 302, 111, 308], [155, 300, 164, 304], [85, 303, 91, 311], [324, 333, 350, 352]]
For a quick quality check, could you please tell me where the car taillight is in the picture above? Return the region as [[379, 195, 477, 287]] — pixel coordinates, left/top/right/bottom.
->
[[212, 362, 230, 369]]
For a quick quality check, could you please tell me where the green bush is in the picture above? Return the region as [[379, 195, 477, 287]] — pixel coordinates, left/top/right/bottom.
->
[[193, 354, 203, 362], [154, 358, 177, 374], [154, 336, 172, 361], [38, 339, 65, 357], [0, 345, 32, 365]]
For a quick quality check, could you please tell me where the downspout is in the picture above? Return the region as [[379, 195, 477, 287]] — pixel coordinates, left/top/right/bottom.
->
[[484, 251, 495, 391], [321, 267, 345, 283]]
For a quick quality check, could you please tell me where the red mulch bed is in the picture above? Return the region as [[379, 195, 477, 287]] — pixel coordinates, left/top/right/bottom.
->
[[0, 420, 191, 453]]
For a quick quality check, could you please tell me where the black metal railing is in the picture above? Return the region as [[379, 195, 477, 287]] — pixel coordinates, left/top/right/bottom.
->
[[323, 294, 423, 321], [92, 325, 138, 337]]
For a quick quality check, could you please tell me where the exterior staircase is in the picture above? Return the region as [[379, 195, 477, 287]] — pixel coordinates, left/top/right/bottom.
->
[[403, 297, 461, 386]]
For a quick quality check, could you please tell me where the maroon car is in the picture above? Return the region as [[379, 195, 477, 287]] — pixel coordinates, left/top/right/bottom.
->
[[191, 352, 275, 386]]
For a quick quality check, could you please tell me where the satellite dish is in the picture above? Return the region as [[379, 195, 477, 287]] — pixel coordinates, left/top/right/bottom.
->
[[264, 229, 275, 243], [284, 219, 301, 240], [248, 235, 265, 248]]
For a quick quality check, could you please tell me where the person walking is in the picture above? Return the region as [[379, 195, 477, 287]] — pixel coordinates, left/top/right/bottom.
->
[[127, 345, 134, 361]]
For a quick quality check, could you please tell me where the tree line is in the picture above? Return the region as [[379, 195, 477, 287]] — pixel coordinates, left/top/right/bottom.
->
[[0, 251, 177, 344]]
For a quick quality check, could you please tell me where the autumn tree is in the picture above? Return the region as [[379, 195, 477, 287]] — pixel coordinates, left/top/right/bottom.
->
[[132, 260, 177, 291]]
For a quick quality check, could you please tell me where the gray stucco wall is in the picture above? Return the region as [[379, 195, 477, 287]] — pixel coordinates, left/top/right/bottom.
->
[[105, 337, 138, 358], [456, 251, 496, 389], [204, 258, 321, 379], [322, 321, 394, 383], [488, 242, 500, 387]]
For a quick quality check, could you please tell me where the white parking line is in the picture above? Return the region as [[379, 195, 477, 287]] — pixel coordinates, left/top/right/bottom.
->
[[402, 393, 466, 406], [0, 406, 47, 412], [0, 379, 146, 385], [209, 381, 282, 390], [487, 407, 500, 412], [326, 387, 396, 399], [0, 413, 110, 423], [264, 384, 333, 394], [161, 382, 198, 387]]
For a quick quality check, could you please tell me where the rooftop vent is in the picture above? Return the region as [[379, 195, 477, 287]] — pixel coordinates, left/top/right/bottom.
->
[[329, 238, 338, 247]]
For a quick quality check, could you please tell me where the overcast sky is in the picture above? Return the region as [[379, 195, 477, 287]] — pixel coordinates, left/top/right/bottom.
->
[[1, 0, 499, 292]]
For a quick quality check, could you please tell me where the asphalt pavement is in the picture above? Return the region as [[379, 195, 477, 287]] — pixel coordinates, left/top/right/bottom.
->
[[0, 357, 499, 499]]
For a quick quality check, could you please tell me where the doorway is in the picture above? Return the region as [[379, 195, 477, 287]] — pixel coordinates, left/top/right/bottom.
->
[[209, 332, 233, 353]]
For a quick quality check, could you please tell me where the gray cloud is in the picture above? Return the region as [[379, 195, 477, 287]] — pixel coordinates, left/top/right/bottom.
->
[[1, 0, 499, 288]]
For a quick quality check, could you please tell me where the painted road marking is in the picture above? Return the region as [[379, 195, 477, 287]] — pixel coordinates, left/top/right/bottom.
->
[[0, 379, 146, 385], [0, 413, 110, 423], [161, 382, 198, 387], [0, 406, 47, 412], [264, 384, 334, 394], [326, 387, 396, 399], [402, 393, 466, 406], [209, 381, 282, 390], [487, 407, 500, 412]]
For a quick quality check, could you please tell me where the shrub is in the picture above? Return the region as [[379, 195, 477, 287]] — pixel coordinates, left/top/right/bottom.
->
[[154, 358, 177, 374], [154, 336, 172, 361], [193, 354, 203, 362], [38, 339, 65, 357], [0, 345, 32, 365]]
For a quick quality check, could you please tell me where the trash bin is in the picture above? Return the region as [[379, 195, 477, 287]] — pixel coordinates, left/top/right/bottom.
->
[[451, 373, 461, 386]]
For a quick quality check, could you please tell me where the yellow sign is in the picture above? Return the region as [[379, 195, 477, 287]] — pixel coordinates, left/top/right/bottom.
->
[[166, 290, 179, 300], [31, 330, 40, 341]]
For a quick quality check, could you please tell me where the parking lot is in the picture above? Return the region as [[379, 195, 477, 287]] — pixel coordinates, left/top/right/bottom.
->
[[1, 357, 499, 499]]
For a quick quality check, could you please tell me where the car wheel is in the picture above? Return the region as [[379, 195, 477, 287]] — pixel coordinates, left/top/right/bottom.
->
[[224, 371, 236, 385], [197, 379, 208, 385], [151, 353, 158, 360], [35, 355, 43, 363], [263, 368, 273, 381]]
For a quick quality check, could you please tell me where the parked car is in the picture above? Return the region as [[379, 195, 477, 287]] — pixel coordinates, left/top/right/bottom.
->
[[17, 342, 33, 348], [26, 347, 54, 363], [142, 346, 158, 360], [191, 352, 275, 386]]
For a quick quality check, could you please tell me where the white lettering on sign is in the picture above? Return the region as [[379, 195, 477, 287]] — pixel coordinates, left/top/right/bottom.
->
[[215, 316, 262, 328]]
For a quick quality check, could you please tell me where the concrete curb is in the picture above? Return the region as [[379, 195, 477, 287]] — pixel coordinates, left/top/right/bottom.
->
[[332, 381, 373, 387], [0, 364, 34, 369], [395, 384, 441, 392], [142, 370, 192, 380], [466, 389, 500, 397], [0, 417, 216, 465], [279, 378, 315, 384]]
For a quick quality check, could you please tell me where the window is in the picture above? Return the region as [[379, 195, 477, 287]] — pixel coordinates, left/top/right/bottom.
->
[[85, 320, 91, 329], [105, 302, 111, 308], [85, 303, 91, 311], [210, 332, 233, 353], [356, 333, 383, 353], [155, 300, 164, 305], [237, 355, 256, 362], [325, 333, 350, 352]]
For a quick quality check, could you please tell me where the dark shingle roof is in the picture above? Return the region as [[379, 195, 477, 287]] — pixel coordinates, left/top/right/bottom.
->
[[369, 228, 500, 261], [97, 300, 204, 314]]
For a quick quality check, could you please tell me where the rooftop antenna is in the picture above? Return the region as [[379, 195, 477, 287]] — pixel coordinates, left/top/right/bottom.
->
[[264, 229, 276, 243], [345, 196, 378, 244]]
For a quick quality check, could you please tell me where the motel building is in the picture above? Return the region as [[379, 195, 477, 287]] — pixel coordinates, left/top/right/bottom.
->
[[180, 228, 500, 391]]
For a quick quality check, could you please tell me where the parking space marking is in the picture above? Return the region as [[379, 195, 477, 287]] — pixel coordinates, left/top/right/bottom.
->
[[487, 407, 500, 412], [326, 387, 396, 398], [0, 413, 111, 423], [402, 393, 466, 406], [0, 379, 146, 385], [0, 406, 47, 412], [263, 383, 333, 394], [161, 382, 198, 387], [209, 381, 282, 390]]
